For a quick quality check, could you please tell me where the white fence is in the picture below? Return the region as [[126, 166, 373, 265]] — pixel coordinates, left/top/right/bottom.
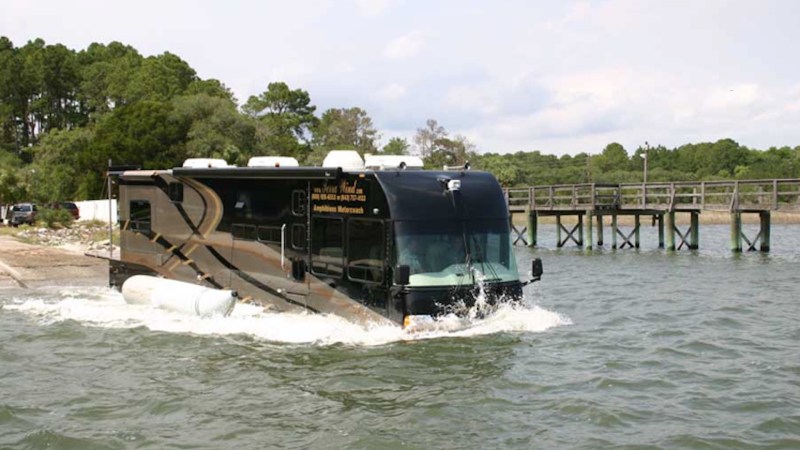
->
[[75, 200, 117, 223]]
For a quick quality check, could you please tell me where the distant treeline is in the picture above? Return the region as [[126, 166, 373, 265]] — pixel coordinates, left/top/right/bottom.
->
[[1, 37, 799, 203]]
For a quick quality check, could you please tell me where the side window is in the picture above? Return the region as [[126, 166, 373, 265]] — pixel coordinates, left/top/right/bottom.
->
[[292, 224, 307, 250], [168, 183, 183, 202], [232, 223, 257, 240], [292, 190, 306, 216], [129, 200, 151, 233], [257, 225, 282, 243], [311, 217, 343, 277], [347, 220, 384, 283]]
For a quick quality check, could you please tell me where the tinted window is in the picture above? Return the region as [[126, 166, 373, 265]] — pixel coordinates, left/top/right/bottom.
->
[[232, 223, 257, 240], [348, 220, 384, 283], [129, 200, 151, 233], [258, 225, 282, 243], [168, 183, 184, 202], [292, 190, 306, 216], [311, 217, 343, 277], [292, 224, 306, 250]]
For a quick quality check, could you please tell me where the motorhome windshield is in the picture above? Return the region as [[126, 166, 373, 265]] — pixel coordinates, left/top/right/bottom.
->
[[395, 219, 519, 287]]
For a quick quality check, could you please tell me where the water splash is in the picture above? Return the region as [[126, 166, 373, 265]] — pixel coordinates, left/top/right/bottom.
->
[[2, 286, 570, 346]]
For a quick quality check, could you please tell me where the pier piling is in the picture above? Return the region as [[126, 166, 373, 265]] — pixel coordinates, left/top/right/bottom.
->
[[556, 216, 562, 248], [585, 211, 593, 249], [690, 212, 699, 250], [527, 210, 537, 247], [611, 214, 618, 249], [665, 211, 676, 251], [730, 212, 742, 252], [596, 215, 604, 246], [760, 211, 770, 252]]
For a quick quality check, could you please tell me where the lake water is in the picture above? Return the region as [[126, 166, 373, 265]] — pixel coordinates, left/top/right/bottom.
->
[[1, 225, 799, 449]]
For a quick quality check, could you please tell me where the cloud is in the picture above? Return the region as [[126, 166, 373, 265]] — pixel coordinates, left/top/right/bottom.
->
[[373, 83, 407, 101], [383, 30, 426, 60], [353, 0, 392, 16]]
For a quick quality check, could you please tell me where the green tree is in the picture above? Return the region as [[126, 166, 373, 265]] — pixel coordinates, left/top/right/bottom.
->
[[474, 153, 519, 186], [0, 149, 26, 204], [312, 107, 378, 156], [29, 127, 92, 201], [77, 41, 143, 116], [243, 82, 317, 159], [185, 79, 236, 103], [590, 142, 629, 176], [171, 93, 256, 166], [84, 100, 188, 198], [381, 137, 410, 155], [125, 52, 197, 102], [413, 118, 447, 158]]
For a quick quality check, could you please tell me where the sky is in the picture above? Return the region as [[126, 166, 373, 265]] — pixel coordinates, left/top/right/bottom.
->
[[3, 0, 800, 156]]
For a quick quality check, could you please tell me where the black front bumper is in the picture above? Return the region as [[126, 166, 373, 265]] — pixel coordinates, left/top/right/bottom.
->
[[403, 281, 523, 317]]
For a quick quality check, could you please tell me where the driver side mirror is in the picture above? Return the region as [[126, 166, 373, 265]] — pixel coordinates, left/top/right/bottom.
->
[[394, 265, 410, 286], [531, 258, 543, 279]]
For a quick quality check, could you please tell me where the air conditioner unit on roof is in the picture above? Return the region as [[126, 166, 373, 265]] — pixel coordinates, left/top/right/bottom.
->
[[247, 156, 300, 167], [182, 158, 228, 168], [364, 155, 424, 170], [323, 150, 364, 170]]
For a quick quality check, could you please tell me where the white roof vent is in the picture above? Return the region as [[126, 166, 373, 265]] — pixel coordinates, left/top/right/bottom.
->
[[322, 150, 364, 170], [247, 156, 300, 167], [182, 158, 229, 168], [364, 154, 424, 170]]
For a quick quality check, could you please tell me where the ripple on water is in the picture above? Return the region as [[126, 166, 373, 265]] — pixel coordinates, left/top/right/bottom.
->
[[754, 415, 800, 434], [676, 339, 744, 359], [15, 429, 117, 450]]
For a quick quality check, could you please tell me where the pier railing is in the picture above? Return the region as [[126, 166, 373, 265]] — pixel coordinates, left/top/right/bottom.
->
[[505, 179, 800, 213]]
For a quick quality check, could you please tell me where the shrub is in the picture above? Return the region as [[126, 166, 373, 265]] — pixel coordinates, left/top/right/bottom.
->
[[36, 207, 74, 229]]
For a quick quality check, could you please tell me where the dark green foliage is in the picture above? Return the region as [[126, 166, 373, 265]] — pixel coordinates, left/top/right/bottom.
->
[[312, 107, 378, 157], [243, 82, 318, 160], [381, 137, 410, 155]]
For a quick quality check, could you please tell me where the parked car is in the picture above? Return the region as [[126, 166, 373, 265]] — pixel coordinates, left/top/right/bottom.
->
[[10, 203, 37, 226], [51, 201, 80, 220]]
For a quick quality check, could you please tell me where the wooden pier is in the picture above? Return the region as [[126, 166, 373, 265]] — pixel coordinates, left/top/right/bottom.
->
[[505, 179, 800, 252]]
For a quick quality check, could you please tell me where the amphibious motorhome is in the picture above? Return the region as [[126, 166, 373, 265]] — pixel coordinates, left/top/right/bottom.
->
[[109, 151, 541, 327]]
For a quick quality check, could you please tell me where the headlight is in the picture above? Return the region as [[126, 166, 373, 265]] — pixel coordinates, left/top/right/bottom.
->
[[403, 314, 434, 331]]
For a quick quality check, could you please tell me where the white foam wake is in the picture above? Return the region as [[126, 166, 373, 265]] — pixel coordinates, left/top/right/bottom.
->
[[1, 287, 571, 346]]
